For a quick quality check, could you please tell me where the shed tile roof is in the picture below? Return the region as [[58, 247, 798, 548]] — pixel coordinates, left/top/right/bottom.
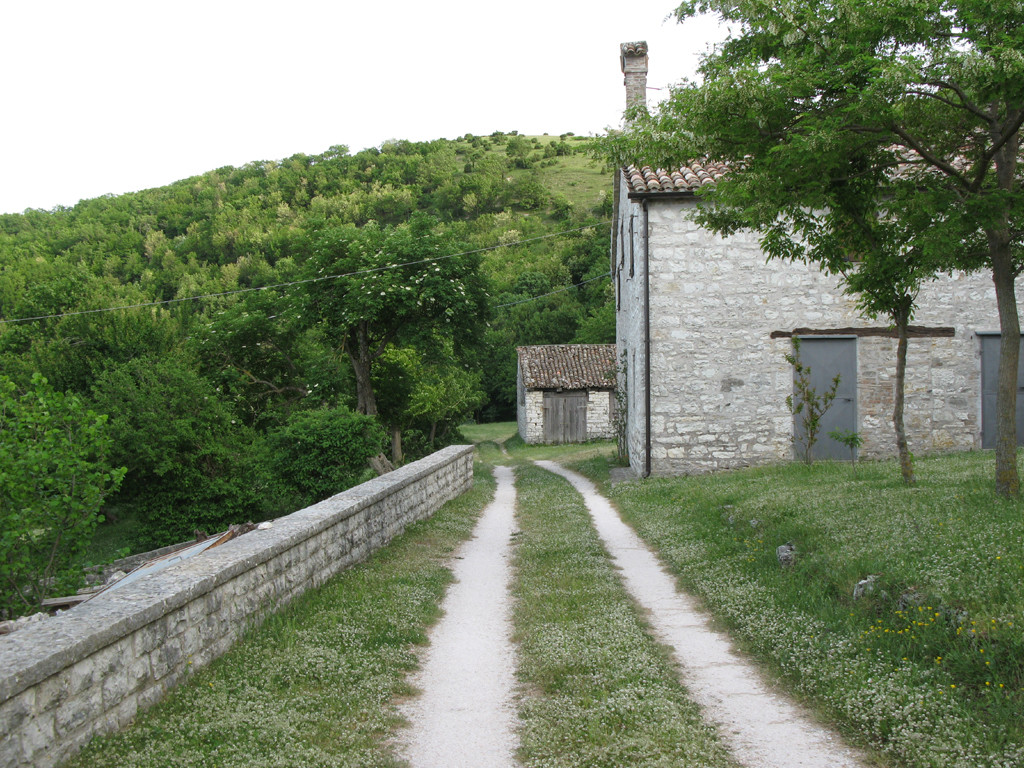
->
[[517, 344, 617, 390], [623, 162, 730, 195]]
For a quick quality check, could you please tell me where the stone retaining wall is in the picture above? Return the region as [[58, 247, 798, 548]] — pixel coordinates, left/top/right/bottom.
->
[[0, 445, 474, 768]]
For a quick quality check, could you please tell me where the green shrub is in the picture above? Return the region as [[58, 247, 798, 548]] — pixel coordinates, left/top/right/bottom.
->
[[1, 374, 125, 617], [91, 356, 270, 548], [266, 407, 385, 507]]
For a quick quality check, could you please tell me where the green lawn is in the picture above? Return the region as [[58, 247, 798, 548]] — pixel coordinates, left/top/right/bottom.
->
[[504, 433, 617, 463], [459, 420, 518, 445], [512, 462, 738, 767], [462, 132, 608, 216], [532, 142, 610, 213], [459, 421, 617, 466], [576, 451, 1024, 768]]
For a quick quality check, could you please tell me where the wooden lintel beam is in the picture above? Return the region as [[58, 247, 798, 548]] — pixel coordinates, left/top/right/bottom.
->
[[770, 326, 956, 339]]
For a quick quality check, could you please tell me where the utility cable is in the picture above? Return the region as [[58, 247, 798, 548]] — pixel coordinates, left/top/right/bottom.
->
[[495, 272, 611, 308]]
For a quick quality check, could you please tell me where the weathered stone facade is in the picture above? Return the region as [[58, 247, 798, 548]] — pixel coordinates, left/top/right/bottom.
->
[[0, 446, 473, 768], [586, 389, 614, 439], [519, 387, 545, 443], [615, 188, 1018, 476], [517, 388, 616, 444], [517, 387, 616, 444]]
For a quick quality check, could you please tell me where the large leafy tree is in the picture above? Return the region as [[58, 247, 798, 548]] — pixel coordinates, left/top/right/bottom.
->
[[371, 346, 423, 463], [191, 267, 348, 430], [406, 339, 487, 447], [607, 0, 1024, 494], [304, 213, 488, 418], [371, 341, 486, 462]]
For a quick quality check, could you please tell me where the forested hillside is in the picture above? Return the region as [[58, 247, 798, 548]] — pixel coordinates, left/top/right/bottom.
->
[[0, 132, 612, 581]]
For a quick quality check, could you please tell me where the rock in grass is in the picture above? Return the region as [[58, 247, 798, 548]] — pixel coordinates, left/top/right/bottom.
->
[[853, 575, 879, 600], [776, 542, 796, 568]]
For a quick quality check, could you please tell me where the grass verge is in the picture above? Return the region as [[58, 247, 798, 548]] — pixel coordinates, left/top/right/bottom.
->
[[65, 465, 495, 768], [511, 462, 738, 767], [580, 452, 1024, 768], [460, 421, 517, 445], [505, 434, 616, 463]]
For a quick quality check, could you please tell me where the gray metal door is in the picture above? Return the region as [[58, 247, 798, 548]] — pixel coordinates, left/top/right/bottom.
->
[[793, 338, 857, 460], [979, 335, 1024, 449], [543, 391, 587, 444]]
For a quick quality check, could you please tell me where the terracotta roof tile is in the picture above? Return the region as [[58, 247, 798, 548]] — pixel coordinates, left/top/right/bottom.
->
[[623, 162, 730, 195], [517, 344, 617, 390]]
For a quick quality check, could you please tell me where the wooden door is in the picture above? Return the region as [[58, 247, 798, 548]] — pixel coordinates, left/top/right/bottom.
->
[[543, 391, 587, 444], [793, 338, 857, 461]]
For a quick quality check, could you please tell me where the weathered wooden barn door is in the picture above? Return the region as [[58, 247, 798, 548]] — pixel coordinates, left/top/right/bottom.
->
[[793, 337, 857, 460], [543, 391, 587, 444], [979, 335, 1024, 448]]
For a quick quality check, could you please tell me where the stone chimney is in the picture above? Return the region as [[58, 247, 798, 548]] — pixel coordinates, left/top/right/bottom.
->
[[620, 41, 649, 115]]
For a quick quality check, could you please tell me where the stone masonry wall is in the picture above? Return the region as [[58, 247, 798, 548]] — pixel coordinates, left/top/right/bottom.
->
[[615, 203, 647, 470], [520, 390, 545, 443], [0, 445, 474, 768], [616, 183, 1019, 476], [586, 390, 615, 440], [516, 362, 529, 441]]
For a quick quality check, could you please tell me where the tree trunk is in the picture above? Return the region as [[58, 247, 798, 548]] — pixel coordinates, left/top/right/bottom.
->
[[992, 239, 1020, 497], [368, 453, 395, 476], [892, 305, 915, 485], [391, 425, 403, 465], [990, 134, 1020, 497], [348, 323, 378, 416]]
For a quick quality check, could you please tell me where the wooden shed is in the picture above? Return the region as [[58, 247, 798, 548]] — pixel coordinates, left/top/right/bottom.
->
[[516, 344, 617, 444]]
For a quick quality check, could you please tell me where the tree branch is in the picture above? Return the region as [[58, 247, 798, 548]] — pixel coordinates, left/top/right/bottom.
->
[[844, 124, 890, 136], [984, 107, 1024, 178], [233, 365, 309, 400], [888, 125, 971, 187], [370, 326, 401, 361], [917, 79, 992, 123]]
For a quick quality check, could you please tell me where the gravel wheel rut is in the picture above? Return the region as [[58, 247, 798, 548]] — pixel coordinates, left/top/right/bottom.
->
[[398, 465, 520, 768]]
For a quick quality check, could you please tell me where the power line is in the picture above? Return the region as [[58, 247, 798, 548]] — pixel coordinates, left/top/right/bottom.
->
[[495, 272, 611, 308], [0, 221, 610, 325]]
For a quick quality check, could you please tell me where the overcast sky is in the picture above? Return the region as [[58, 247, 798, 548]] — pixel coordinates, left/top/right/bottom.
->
[[0, 1, 725, 215]]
